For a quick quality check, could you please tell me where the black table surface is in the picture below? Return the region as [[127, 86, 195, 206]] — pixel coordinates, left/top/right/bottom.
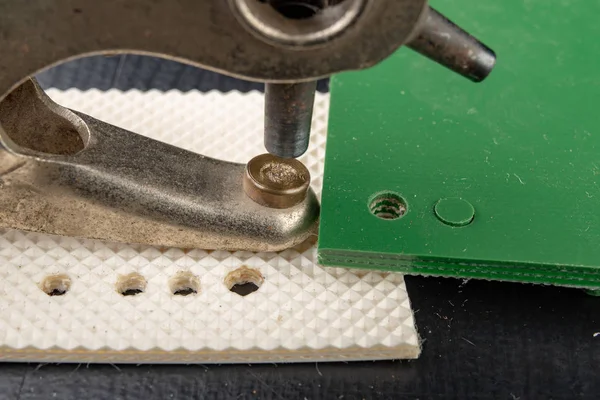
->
[[1, 57, 597, 400], [2, 276, 598, 399]]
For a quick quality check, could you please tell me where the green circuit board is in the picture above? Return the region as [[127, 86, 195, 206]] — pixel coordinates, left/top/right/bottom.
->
[[318, 0, 600, 288]]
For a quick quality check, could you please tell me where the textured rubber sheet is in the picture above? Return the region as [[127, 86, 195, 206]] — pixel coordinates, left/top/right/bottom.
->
[[0, 89, 419, 362]]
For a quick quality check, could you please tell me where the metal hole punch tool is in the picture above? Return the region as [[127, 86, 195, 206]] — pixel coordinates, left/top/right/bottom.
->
[[0, 0, 495, 251]]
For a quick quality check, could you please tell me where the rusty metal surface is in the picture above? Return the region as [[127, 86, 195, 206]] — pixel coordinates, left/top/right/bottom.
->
[[0, 0, 429, 96], [407, 8, 496, 82]]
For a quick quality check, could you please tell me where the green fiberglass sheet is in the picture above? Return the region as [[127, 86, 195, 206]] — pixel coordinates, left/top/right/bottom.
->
[[318, 0, 600, 288]]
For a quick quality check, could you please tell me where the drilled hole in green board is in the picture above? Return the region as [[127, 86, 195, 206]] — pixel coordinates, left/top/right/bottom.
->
[[369, 192, 407, 220]]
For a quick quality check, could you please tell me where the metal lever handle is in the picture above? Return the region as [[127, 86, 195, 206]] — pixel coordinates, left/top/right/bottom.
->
[[408, 7, 496, 83], [0, 79, 319, 252]]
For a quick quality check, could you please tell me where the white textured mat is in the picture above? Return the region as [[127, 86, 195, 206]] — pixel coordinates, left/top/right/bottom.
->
[[0, 89, 419, 362]]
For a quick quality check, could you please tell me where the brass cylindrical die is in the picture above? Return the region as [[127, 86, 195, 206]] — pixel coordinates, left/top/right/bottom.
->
[[243, 154, 310, 209]]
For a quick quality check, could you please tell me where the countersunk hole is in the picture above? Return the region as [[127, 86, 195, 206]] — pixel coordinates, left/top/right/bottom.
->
[[169, 271, 200, 296], [116, 272, 147, 296], [240, 0, 361, 47], [369, 192, 407, 220], [40, 274, 71, 296], [224, 266, 264, 297]]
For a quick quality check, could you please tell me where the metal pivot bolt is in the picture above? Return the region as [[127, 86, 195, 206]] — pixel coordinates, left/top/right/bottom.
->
[[243, 153, 311, 208], [264, 81, 317, 159], [408, 7, 496, 82]]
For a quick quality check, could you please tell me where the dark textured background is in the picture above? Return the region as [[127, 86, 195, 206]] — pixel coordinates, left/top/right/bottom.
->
[[35, 55, 330, 93], [0, 55, 596, 399]]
